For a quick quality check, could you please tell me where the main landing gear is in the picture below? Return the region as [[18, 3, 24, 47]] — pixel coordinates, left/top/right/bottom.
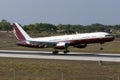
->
[[53, 44, 70, 54], [52, 50, 59, 54], [52, 50, 70, 54], [63, 50, 70, 54]]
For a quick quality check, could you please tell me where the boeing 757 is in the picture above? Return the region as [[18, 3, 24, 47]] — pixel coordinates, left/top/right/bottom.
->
[[13, 22, 114, 54]]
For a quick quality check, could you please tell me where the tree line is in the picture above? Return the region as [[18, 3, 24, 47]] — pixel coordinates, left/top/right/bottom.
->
[[0, 19, 120, 37]]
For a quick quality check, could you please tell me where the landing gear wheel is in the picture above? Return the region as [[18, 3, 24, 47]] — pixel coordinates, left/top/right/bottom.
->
[[63, 50, 70, 54], [99, 43, 104, 50], [100, 48, 103, 50], [52, 51, 59, 54]]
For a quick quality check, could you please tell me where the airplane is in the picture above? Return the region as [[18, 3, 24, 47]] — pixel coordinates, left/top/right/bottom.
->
[[13, 22, 115, 54]]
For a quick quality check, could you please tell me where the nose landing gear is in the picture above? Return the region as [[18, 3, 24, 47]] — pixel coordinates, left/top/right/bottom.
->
[[99, 43, 103, 50]]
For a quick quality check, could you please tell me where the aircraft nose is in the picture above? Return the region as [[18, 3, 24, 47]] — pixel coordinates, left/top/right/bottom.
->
[[105, 34, 115, 41], [109, 35, 115, 41]]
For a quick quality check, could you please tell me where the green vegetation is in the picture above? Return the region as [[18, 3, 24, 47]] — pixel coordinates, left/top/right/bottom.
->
[[0, 19, 120, 38], [0, 58, 120, 80], [0, 19, 12, 31]]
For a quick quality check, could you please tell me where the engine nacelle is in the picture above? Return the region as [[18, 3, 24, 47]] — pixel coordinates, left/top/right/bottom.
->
[[54, 42, 68, 49], [74, 44, 87, 48]]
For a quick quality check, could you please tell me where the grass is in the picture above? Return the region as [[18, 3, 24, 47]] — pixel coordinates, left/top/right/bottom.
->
[[0, 58, 120, 80]]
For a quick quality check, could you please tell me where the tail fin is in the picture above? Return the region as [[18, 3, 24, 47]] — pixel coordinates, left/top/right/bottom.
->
[[13, 22, 31, 41]]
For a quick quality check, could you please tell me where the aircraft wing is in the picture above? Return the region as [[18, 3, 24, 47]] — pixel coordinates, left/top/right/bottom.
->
[[27, 40, 70, 48]]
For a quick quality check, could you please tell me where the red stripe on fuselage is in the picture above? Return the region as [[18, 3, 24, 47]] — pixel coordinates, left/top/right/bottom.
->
[[62, 37, 115, 45]]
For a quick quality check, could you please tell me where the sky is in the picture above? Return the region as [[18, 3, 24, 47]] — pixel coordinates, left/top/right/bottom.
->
[[0, 0, 120, 25]]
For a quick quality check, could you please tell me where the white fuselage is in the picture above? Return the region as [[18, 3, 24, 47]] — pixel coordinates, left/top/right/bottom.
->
[[28, 32, 112, 43]]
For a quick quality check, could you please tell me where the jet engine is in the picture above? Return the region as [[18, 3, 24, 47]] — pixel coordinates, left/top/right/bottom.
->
[[54, 42, 68, 49]]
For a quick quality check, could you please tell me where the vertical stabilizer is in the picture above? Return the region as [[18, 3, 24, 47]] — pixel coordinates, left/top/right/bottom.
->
[[13, 22, 31, 41]]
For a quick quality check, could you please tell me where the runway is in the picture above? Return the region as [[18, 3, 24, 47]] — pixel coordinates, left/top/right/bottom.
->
[[0, 50, 120, 62]]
